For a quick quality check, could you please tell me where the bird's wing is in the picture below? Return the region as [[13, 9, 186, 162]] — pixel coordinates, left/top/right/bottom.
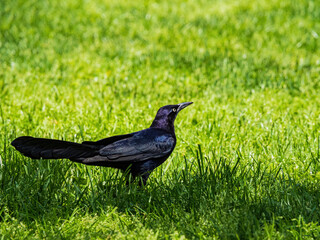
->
[[82, 133, 133, 146], [98, 129, 175, 162]]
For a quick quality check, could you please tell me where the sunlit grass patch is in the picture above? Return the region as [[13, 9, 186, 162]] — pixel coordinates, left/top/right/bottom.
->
[[1, 0, 320, 239]]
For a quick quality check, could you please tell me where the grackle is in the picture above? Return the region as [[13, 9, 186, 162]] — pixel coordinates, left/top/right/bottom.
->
[[11, 102, 193, 184]]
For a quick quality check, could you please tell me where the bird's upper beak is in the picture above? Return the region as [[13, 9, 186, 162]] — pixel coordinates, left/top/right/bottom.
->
[[177, 102, 193, 112]]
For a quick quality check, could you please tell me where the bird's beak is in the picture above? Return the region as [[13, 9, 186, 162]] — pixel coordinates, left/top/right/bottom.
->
[[177, 102, 193, 112]]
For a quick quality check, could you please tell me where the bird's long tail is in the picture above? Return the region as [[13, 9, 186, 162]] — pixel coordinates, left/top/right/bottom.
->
[[11, 136, 98, 159]]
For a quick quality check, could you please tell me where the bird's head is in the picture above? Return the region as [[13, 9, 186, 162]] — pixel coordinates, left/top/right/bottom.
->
[[150, 102, 193, 132]]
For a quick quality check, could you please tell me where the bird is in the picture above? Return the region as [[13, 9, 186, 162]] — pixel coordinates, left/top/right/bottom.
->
[[11, 102, 193, 185]]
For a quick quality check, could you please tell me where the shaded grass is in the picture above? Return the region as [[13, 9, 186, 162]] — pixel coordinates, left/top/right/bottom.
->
[[1, 0, 320, 239], [1, 145, 320, 239]]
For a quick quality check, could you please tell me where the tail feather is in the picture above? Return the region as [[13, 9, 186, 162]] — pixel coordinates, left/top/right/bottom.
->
[[11, 136, 98, 159]]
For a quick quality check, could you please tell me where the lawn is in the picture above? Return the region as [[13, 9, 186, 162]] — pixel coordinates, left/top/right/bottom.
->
[[1, 0, 320, 239]]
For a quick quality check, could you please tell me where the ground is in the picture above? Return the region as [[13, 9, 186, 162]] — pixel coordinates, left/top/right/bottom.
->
[[1, 0, 320, 239]]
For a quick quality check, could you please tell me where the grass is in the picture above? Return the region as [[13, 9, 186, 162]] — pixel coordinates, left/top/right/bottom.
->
[[1, 0, 320, 238]]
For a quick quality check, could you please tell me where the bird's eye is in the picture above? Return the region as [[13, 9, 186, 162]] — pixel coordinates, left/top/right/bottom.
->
[[172, 108, 177, 112]]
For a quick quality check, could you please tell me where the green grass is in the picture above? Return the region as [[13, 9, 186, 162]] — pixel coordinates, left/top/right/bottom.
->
[[1, 0, 320, 238]]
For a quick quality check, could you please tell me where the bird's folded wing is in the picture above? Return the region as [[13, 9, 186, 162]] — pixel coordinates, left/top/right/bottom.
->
[[82, 133, 133, 146], [98, 133, 175, 162]]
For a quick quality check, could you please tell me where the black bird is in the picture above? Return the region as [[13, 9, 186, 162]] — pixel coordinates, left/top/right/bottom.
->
[[11, 102, 193, 184]]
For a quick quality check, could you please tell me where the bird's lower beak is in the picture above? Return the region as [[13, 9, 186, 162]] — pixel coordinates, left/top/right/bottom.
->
[[177, 102, 193, 112]]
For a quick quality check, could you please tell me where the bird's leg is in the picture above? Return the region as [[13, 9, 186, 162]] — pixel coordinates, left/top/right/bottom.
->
[[135, 173, 150, 186], [124, 173, 135, 186], [122, 167, 134, 186], [140, 173, 150, 186], [125, 172, 150, 186]]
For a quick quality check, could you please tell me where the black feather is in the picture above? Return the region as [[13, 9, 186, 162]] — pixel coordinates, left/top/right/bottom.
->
[[82, 133, 133, 146], [11, 136, 98, 159]]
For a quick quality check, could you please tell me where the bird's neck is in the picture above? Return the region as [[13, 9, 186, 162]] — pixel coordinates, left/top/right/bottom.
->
[[150, 119, 175, 134]]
